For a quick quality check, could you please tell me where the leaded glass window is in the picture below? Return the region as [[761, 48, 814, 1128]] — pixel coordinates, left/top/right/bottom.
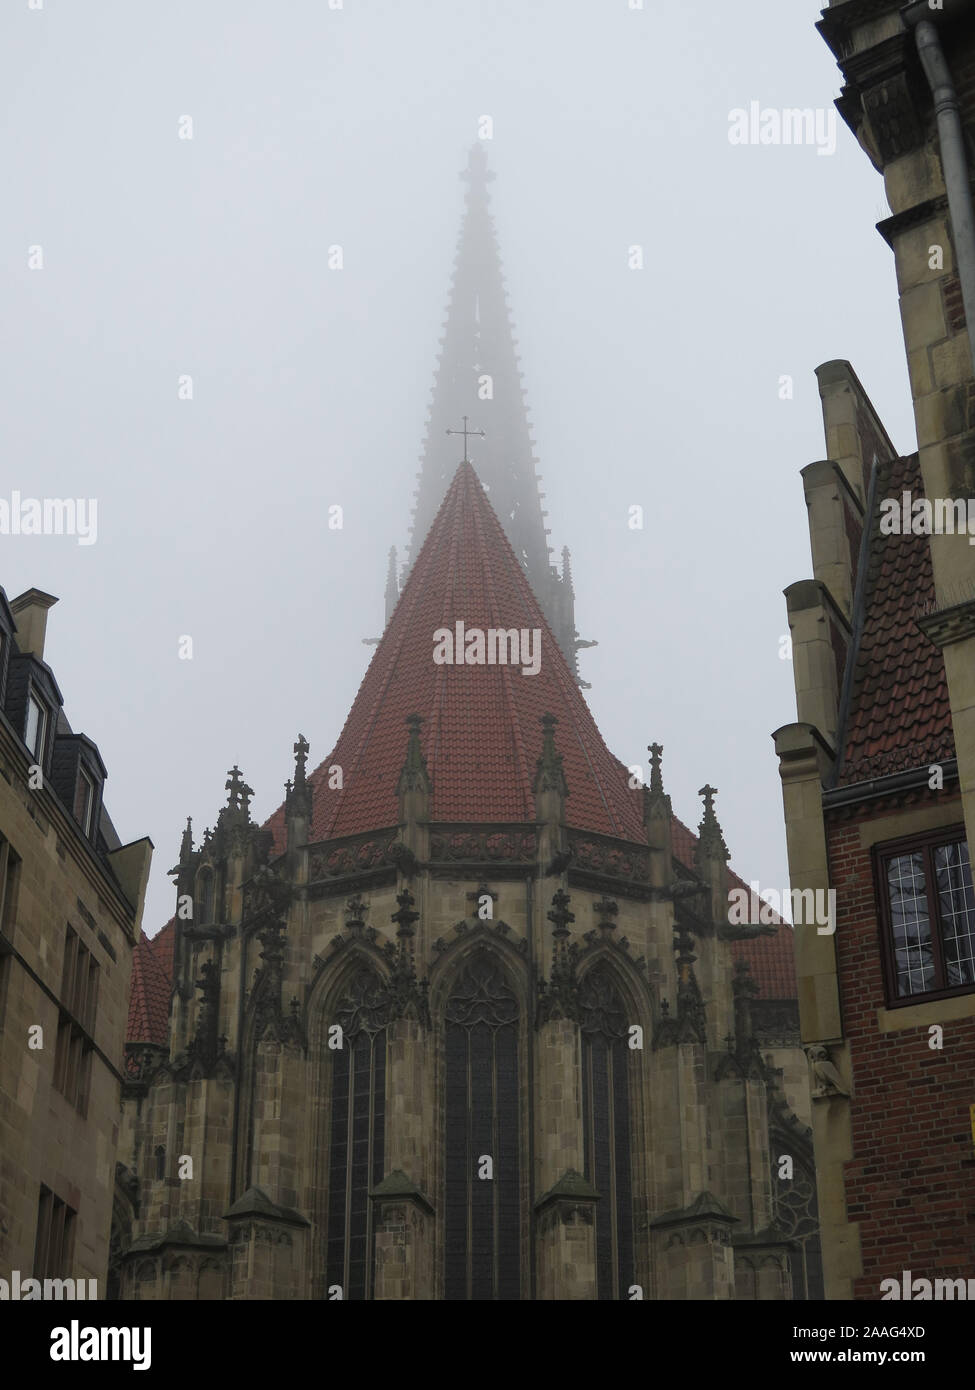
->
[[444, 950, 520, 1300], [878, 832, 975, 1002], [325, 968, 387, 1300], [579, 965, 634, 1300]]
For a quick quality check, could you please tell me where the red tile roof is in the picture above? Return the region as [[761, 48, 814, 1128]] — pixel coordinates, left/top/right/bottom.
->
[[126, 919, 175, 1049], [127, 463, 797, 1046], [839, 453, 954, 783], [730, 924, 797, 1001], [672, 816, 795, 1000], [269, 462, 794, 1001], [149, 916, 176, 981], [268, 463, 647, 848]]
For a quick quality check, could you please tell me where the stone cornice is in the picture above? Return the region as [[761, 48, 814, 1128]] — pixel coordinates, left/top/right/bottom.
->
[[877, 194, 949, 247], [917, 597, 975, 650], [817, 0, 907, 59]]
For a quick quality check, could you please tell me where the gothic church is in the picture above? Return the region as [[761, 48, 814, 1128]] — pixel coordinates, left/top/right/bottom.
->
[[117, 146, 817, 1300]]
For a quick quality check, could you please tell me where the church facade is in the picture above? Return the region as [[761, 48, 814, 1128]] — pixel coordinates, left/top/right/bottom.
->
[[116, 150, 816, 1301]]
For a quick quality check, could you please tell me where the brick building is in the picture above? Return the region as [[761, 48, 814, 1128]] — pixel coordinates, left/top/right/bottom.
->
[[116, 149, 815, 1301], [0, 587, 152, 1297], [775, 0, 975, 1299]]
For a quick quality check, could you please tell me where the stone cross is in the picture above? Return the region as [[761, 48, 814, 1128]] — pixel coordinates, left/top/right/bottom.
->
[[446, 415, 486, 463]]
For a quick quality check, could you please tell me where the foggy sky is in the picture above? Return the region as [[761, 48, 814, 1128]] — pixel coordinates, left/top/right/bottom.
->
[[1, 1, 915, 935]]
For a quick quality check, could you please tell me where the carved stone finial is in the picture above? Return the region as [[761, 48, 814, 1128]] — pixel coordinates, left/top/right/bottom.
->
[[561, 546, 574, 595], [293, 734, 309, 786], [658, 922, 706, 1046], [286, 734, 313, 823], [178, 816, 194, 865], [391, 887, 420, 944], [642, 741, 672, 825], [547, 887, 575, 946], [533, 713, 569, 798], [648, 743, 664, 795], [397, 714, 432, 798], [696, 783, 729, 863], [385, 888, 429, 1026], [225, 765, 245, 811], [537, 889, 580, 1026]]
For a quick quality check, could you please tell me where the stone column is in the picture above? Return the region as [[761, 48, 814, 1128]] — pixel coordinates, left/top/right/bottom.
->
[[534, 1172, 599, 1300], [650, 1192, 738, 1299], [378, 1012, 435, 1298], [224, 1189, 309, 1299], [370, 1173, 435, 1300]]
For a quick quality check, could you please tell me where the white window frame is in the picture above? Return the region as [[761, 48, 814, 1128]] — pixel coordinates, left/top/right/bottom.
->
[[25, 691, 47, 762], [76, 767, 95, 837]]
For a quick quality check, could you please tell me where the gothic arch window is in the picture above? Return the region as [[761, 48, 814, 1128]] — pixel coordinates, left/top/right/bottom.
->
[[324, 966, 387, 1300], [579, 964, 635, 1300], [772, 1142, 823, 1301], [443, 949, 520, 1300], [153, 1146, 165, 1181]]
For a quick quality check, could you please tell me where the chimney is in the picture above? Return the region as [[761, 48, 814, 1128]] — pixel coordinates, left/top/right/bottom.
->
[[10, 589, 58, 661]]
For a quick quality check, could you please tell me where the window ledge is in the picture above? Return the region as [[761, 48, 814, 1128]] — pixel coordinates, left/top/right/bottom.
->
[[877, 991, 975, 1032]]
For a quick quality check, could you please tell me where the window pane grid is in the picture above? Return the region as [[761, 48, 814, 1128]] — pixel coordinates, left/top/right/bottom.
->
[[882, 837, 975, 1001], [580, 967, 635, 1300], [444, 952, 520, 1301], [936, 842, 975, 988], [325, 969, 386, 1301], [886, 852, 934, 997]]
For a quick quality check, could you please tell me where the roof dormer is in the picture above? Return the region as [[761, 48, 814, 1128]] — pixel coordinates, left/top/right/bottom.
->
[[51, 733, 107, 845]]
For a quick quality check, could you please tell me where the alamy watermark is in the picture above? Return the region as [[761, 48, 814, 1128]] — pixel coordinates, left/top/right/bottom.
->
[[880, 492, 975, 545], [728, 102, 836, 156], [432, 622, 541, 677], [881, 1270, 975, 1300], [728, 881, 836, 935], [50, 1320, 151, 1370], [0, 493, 97, 545], [0, 1270, 97, 1299]]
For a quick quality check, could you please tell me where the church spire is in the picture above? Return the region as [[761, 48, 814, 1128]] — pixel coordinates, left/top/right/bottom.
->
[[403, 143, 583, 677]]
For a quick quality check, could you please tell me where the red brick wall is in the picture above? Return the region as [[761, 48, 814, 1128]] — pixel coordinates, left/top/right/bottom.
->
[[827, 805, 975, 1297]]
